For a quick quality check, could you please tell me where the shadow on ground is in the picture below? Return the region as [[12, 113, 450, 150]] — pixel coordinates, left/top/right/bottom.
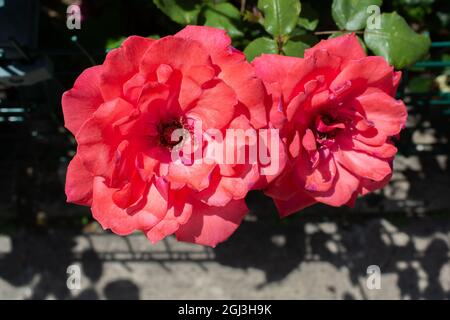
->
[[0, 196, 449, 299]]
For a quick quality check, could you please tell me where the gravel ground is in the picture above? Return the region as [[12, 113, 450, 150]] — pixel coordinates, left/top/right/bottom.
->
[[0, 215, 449, 300]]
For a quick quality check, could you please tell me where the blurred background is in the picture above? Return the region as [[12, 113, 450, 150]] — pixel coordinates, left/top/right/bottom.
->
[[0, 0, 449, 299]]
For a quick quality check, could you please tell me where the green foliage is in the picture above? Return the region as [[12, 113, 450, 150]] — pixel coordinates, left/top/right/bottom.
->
[[203, 2, 244, 39], [283, 39, 310, 57], [244, 37, 278, 61], [153, 0, 202, 25], [393, 0, 434, 22], [364, 12, 431, 69], [257, 0, 301, 37], [106, 35, 160, 52], [298, 3, 319, 31], [332, 0, 383, 31], [106, 37, 127, 51], [151, 0, 434, 69], [408, 76, 434, 93]]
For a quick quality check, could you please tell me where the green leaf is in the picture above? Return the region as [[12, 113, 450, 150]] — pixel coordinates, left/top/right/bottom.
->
[[408, 77, 433, 94], [106, 37, 127, 51], [283, 39, 310, 57], [105, 35, 160, 52], [153, 0, 201, 25], [257, 0, 301, 36], [364, 12, 431, 69], [203, 3, 244, 39], [332, 0, 383, 31], [244, 37, 278, 62], [393, 0, 434, 22], [298, 3, 319, 31]]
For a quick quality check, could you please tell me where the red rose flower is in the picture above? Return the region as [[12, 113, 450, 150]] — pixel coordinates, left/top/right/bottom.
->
[[253, 34, 407, 217], [63, 26, 270, 247]]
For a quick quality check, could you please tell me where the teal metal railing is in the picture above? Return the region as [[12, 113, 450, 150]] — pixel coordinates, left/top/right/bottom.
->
[[400, 41, 450, 115]]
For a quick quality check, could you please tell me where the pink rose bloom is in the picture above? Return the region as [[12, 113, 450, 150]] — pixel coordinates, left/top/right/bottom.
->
[[63, 26, 269, 247], [253, 34, 407, 217]]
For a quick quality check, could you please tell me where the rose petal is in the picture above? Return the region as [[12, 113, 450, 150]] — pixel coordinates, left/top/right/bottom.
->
[[175, 199, 248, 247], [65, 155, 94, 206], [91, 177, 167, 236], [62, 66, 103, 135], [304, 34, 366, 66], [100, 36, 155, 101], [273, 190, 316, 217]]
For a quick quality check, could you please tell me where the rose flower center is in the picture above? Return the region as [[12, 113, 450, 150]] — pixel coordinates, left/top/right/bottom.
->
[[159, 119, 184, 148], [312, 113, 346, 147]]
